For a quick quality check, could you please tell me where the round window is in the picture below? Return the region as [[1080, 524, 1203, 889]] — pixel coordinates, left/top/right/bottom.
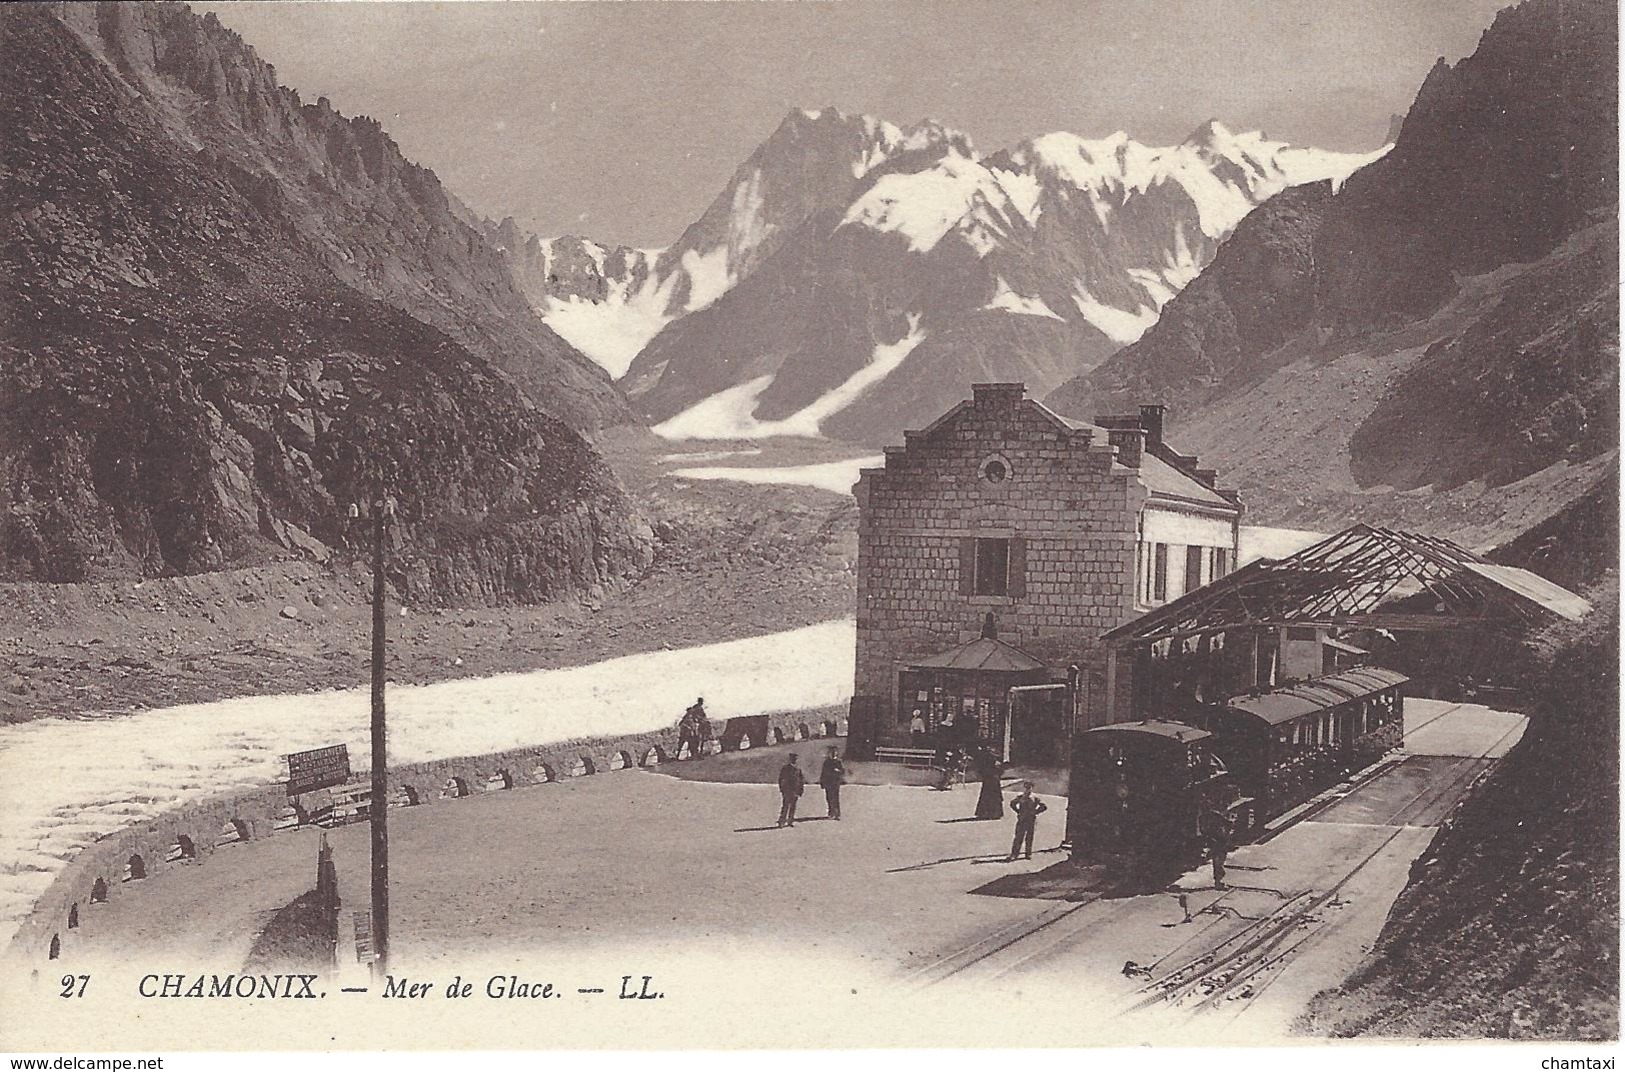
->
[[984, 459, 1007, 482]]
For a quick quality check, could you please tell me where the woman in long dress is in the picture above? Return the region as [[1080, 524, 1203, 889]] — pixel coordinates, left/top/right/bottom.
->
[[974, 748, 1005, 820]]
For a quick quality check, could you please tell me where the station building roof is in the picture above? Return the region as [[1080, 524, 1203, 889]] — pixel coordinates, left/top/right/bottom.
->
[[1103, 524, 1593, 644]]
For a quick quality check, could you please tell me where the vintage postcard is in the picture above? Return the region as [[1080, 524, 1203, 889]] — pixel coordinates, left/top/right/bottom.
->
[[0, 0, 1618, 1062]]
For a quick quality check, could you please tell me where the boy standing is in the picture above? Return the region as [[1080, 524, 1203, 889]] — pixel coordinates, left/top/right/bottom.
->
[[1007, 782, 1047, 861]]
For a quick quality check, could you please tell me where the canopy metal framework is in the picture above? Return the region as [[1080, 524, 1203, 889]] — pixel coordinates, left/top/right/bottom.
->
[[1104, 524, 1591, 646]]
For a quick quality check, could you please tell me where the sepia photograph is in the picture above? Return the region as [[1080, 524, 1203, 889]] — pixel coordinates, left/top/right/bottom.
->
[[0, 0, 1618, 1061]]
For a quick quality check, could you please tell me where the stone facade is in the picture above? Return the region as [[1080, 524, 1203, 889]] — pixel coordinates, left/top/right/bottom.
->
[[852, 383, 1241, 754]]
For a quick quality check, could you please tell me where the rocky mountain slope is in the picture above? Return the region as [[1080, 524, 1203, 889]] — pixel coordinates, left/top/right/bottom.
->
[[1302, 573, 1619, 1039], [1048, 0, 1617, 539], [483, 105, 1381, 442], [1, 5, 653, 602], [45, 1, 632, 432], [482, 109, 968, 379], [616, 116, 1384, 445]]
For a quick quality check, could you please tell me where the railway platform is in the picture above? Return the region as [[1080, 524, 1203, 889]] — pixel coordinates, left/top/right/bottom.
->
[[903, 699, 1527, 1038]]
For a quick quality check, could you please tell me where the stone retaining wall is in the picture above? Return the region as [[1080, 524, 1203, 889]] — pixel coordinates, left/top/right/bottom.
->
[[8, 707, 847, 967]]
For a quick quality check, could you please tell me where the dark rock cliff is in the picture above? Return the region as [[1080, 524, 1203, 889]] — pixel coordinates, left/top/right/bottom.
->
[[1, 6, 653, 602], [44, 1, 635, 432], [1049, 0, 1618, 504], [1046, 182, 1334, 417]]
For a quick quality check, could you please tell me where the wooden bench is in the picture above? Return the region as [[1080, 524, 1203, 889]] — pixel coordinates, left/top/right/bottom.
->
[[873, 747, 936, 769]]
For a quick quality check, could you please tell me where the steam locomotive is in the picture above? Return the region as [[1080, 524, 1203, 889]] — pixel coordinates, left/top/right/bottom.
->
[[1067, 666, 1409, 861]]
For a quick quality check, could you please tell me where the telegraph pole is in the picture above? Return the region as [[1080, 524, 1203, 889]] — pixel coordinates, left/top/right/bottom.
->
[[369, 489, 390, 977]]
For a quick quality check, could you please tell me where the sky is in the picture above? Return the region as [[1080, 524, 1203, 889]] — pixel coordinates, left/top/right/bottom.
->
[[199, 0, 1512, 249]]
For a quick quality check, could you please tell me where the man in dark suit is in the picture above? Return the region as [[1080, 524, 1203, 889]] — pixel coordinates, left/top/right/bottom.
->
[[818, 746, 846, 820], [1007, 781, 1047, 861], [777, 754, 806, 828], [1200, 806, 1234, 889]]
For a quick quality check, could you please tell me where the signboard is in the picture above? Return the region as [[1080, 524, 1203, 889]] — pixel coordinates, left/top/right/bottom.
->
[[354, 911, 377, 963], [286, 743, 351, 796]]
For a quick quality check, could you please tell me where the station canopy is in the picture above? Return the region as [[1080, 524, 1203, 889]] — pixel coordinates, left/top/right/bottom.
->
[[906, 634, 1049, 673], [1105, 524, 1592, 645]]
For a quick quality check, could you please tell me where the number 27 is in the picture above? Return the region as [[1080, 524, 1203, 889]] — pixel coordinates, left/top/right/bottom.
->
[[60, 974, 89, 998]]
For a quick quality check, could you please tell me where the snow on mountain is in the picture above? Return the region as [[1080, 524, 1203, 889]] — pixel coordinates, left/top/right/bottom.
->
[[478, 104, 1385, 441], [987, 278, 1066, 321], [653, 315, 927, 439], [1071, 286, 1158, 344], [1012, 123, 1387, 235], [488, 108, 964, 376], [619, 112, 1386, 444], [840, 150, 1026, 254]]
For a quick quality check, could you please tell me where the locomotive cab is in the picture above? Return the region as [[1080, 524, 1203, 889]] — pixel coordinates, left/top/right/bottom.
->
[[1067, 721, 1233, 867]]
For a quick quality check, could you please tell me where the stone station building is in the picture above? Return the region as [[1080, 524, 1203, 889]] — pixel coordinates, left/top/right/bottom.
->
[[849, 383, 1242, 760]]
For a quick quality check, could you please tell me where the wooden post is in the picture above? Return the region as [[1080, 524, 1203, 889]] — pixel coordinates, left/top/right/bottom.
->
[[1103, 647, 1118, 726], [370, 496, 389, 978]]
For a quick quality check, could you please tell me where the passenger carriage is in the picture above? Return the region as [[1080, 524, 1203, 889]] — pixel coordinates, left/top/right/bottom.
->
[[1208, 666, 1408, 826]]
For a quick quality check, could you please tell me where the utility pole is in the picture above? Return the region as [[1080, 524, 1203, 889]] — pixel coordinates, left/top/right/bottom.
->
[[369, 489, 390, 978]]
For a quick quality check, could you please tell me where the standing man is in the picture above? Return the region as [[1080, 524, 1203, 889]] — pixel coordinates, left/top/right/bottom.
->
[[818, 746, 846, 820], [777, 754, 806, 828], [1200, 806, 1234, 889], [910, 709, 927, 746], [1007, 781, 1047, 861], [693, 698, 714, 756], [676, 706, 699, 760]]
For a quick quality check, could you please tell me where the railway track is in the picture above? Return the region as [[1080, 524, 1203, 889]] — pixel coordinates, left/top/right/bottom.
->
[[901, 896, 1103, 991], [903, 707, 1521, 1014], [1121, 716, 1527, 1023]]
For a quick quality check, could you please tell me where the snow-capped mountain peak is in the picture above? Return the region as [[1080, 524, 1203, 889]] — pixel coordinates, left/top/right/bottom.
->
[[486, 106, 1389, 445]]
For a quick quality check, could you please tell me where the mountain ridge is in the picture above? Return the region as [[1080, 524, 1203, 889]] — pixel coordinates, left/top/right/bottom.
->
[[532, 110, 1386, 445], [2, 4, 654, 600], [1046, 0, 1618, 542], [45, 0, 634, 432]]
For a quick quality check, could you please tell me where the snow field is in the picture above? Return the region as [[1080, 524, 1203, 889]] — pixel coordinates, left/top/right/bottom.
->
[[669, 456, 884, 496]]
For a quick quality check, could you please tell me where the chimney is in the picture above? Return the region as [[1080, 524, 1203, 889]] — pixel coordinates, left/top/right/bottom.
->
[[1195, 467, 1217, 488], [972, 383, 1027, 408], [1139, 404, 1166, 449], [1106, 426, 1144, 468]]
